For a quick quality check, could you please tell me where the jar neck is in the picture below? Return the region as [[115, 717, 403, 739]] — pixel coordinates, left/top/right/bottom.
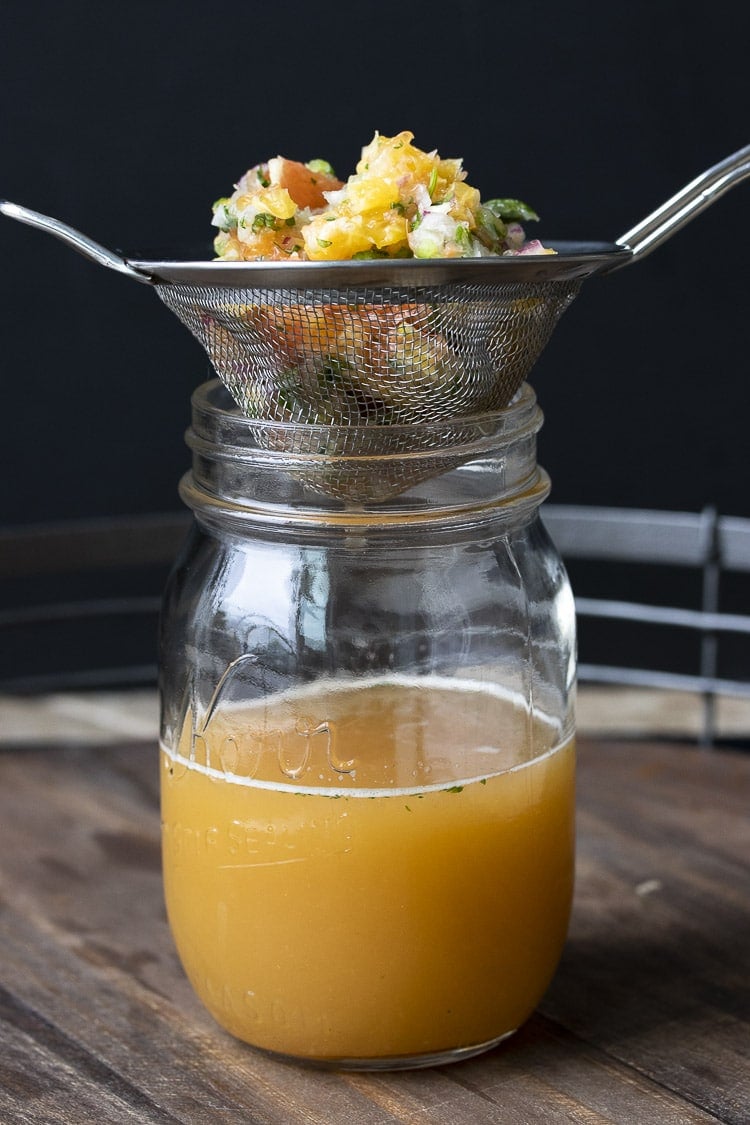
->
[[181, 379, 549, 530]]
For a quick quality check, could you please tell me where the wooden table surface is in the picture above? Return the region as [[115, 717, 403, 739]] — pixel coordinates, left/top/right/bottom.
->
[[0, 733, 748, 1125]]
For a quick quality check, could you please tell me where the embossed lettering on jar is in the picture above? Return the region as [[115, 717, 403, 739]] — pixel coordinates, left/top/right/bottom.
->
[[158, 379, 577, 1071]]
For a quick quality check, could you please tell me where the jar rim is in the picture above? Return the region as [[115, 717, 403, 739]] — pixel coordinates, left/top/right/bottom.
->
[[188, 379, 542, 463], [182, 379, 547, 523]]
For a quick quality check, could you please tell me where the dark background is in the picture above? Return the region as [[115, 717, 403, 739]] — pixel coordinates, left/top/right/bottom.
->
[[1, 1, 749, 691]]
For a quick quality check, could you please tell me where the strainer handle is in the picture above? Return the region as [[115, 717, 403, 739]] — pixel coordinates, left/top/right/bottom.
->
[[614, 142, 750, 266], [0, 200, 154, 284]]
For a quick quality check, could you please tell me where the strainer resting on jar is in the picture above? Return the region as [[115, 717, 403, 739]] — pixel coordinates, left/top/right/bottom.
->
[[2, 143, 749, 499]]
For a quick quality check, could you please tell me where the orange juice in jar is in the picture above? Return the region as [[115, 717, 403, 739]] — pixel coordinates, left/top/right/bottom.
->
[[160, 678, 575, 1067], [158, 379, 577, 1069]]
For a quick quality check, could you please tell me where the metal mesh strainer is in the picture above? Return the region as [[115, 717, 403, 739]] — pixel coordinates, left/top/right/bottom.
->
[[2, 142, 749, 496], [157, 279, 580, 428]]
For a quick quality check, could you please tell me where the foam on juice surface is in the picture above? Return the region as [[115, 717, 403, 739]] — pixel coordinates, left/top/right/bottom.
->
[[162, 673, 562, 794]]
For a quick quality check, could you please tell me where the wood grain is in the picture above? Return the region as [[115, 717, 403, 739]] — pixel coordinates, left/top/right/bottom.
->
[[0, 736, 747, 1124]]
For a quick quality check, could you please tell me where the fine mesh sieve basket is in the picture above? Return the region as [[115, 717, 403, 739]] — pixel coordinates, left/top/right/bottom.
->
[[156, 279, 580, 428]]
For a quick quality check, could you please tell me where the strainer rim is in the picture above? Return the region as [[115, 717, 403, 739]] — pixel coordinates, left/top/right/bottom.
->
[[135, 241, 629, 287]]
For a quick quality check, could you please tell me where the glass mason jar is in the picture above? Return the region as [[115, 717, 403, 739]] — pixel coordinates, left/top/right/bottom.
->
[[159, 378, 576, 1071]]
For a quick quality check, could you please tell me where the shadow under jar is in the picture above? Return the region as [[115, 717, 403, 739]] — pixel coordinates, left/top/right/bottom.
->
[[158, 379, 577, 1071]]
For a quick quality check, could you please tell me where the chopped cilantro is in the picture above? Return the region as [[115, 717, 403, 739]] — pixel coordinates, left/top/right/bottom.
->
[[211, 199, 235, 232], [252, 212, 278, 233], [317, 238, 333, 248]]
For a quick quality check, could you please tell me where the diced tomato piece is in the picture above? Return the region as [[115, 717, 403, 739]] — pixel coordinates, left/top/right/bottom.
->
[[268, 157, 343, 210]]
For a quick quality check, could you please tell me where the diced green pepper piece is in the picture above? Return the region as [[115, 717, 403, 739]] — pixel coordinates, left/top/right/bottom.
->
[[483, 198, 540, 223], [307, 158, 337, 177]]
